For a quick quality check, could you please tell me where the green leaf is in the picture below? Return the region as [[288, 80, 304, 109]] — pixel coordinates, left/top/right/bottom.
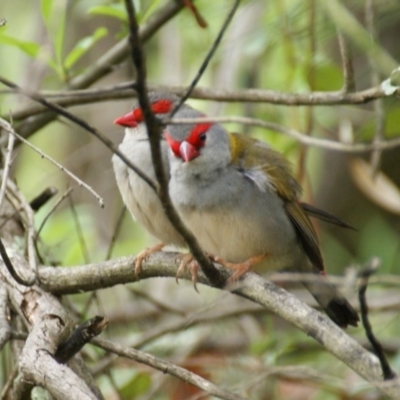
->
[[64, 27, 108, 70], [141, 0, 161, 23], [0, 34, 41, 57], [120, 372, 152, 399], [88, 4, 127, 21], [40, 0, 54, 25], [54, 1, 67, 67]]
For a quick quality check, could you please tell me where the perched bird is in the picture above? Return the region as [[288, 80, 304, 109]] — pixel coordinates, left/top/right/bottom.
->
[[165, 107, 359, 328], [112, 92, 187, 274]]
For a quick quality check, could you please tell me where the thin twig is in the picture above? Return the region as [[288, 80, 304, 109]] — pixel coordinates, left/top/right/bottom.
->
[[365, 0, 385, 177], [358, 258, 396, 380], [0, 76, 157, 191], [92, 338, 248, 400], [337, 29, 356, 92], [0, 117, 104, 207], [0, 237, 35, 286], [7, 82, 400, 124], [165, 115, 400, 152], [105, 205, 126, 261], [127, 286, 186, 316], [36, 187, 73, 238], [358, 258, 397, 380], [171, 0, 241, 117], [67, 192, 90, 264], [0, 125, 15, 215], [34, 187, 73, 264]]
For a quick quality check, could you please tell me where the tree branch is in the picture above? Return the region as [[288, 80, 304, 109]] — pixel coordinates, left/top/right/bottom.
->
[[93, 337, 247, 400], [8, 82, 400, 123], [38, 252, 400, 399]]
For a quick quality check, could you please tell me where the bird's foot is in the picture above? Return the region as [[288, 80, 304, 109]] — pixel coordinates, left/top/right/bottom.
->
[[175, 253, 200, 292], [213, 253, 267, 284], [134, 242, 165, 278]]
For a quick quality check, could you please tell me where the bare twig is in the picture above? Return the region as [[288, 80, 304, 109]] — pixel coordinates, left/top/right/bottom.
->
[[0, 117, 104, 207], [127, 286, 186, 316], [123, 0, 225, 287], [337, 29, 356, 92], [7, 82, 400, 124], [36, 187, 73, 239], [35, 187, 73, 264], [365, 0, 385, 177], [105, 205, 126, 261], [0, 237, 35, 287], [67, 192, 90, 264], [165, 115, 400, 152], [0, 76, 157, 191], [0, 125, 15, 214], [171, 0, 241, 117], [92, 337, 248, 400], [358, 258, 396, 380]]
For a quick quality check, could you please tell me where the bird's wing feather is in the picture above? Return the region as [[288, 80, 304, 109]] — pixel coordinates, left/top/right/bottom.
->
[[228, 132, 324, 271]]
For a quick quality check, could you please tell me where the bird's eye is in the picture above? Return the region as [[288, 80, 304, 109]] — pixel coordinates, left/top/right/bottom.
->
[[199, 132, 207, 141]]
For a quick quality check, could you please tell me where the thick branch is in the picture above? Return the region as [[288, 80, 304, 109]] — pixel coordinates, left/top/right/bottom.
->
[[38, 252, 400, 399], [0, 239, 103, 399]]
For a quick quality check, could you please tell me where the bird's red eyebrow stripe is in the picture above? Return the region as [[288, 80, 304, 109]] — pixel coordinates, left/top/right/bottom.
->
[[132, 99, 173, 123], [188, 123, 212, 141]]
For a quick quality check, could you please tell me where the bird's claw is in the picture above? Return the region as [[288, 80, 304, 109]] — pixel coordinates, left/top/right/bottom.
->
[[213, 253, 267, 284], [134, 242, 165, 278], [175, 253, 200, 292]]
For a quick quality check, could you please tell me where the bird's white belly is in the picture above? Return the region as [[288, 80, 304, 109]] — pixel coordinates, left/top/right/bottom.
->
[[180, 204, 302, 272]]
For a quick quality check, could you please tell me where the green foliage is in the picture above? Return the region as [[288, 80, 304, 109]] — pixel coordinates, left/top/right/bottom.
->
[[88, 3, 128, 21], [63, 27, 108, 70], [0, 0, 110, 82], [119, 372, 152, 399], [0, 34, 41, 57]]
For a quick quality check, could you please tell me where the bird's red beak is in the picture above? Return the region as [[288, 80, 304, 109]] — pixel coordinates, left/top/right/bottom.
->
[[179, 141, 199, 162], [114, 111, 138, 127]]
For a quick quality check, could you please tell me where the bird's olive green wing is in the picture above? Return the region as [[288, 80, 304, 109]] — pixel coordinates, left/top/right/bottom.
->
[[228, 132, 324, 271]]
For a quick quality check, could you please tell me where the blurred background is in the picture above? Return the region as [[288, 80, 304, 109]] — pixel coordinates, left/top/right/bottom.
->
[[1, 0, 400, 398]]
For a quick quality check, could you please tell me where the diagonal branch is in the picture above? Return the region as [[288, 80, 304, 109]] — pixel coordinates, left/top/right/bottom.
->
[[171, 0, 241, 117], [123, 0, 225, 287], [0, 75, 157, 192], [93, 337, 247, 400], [9, 0, 187, 139]]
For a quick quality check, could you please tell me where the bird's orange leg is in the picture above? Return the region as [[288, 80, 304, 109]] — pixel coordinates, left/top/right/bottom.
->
[[213, 254, 268, 283], [134, 242, 165, 278]]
